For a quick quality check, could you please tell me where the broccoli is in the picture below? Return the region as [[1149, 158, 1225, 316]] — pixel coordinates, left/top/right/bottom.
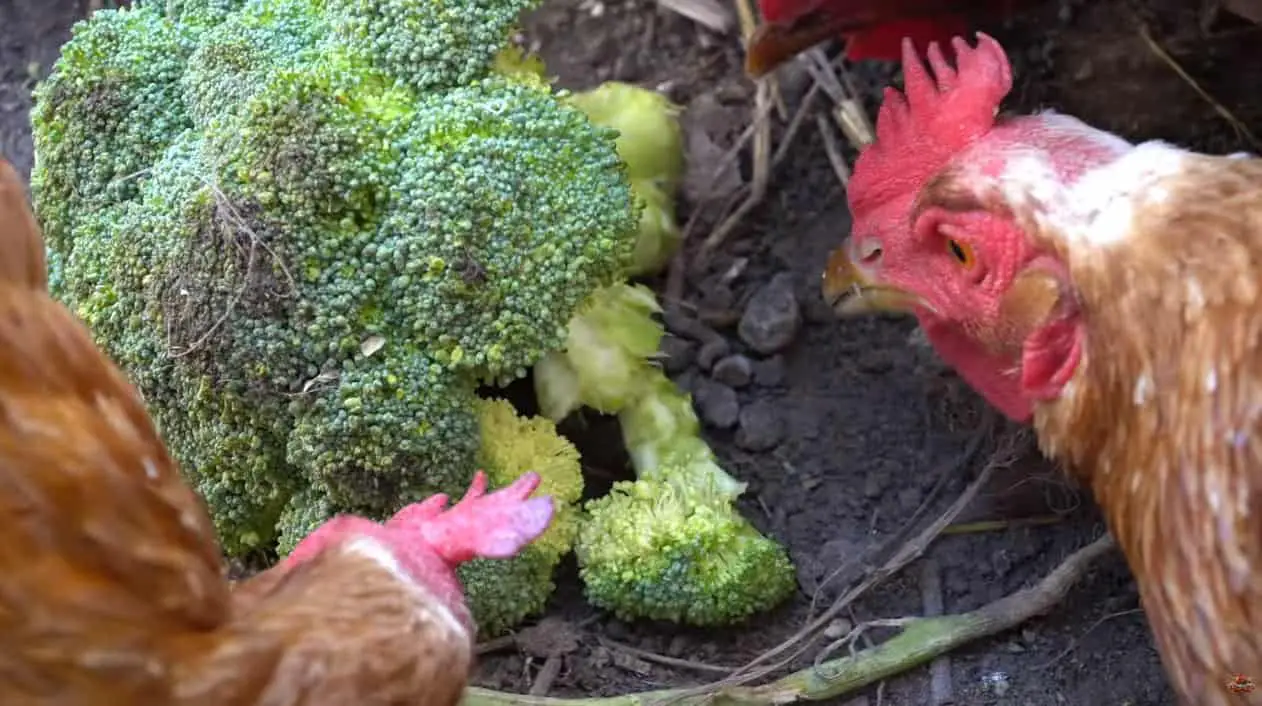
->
[[567, 82, 684, 277], [540, 284, 798, 626], [458, 397, 583, 637], [31, 0, 638, 558]]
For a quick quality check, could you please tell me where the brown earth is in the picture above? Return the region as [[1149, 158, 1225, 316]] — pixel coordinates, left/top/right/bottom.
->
[[4, 0, 1261, 703]]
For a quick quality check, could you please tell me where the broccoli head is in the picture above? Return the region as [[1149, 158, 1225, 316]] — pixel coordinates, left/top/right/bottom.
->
[[32, 0, 637, 555]]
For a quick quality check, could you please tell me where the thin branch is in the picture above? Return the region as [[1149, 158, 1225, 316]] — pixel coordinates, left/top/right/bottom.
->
[[461, 535, 1118, 705]]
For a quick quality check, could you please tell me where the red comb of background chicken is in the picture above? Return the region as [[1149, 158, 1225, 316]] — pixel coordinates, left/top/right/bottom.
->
[[849, 33, 1012, 218]]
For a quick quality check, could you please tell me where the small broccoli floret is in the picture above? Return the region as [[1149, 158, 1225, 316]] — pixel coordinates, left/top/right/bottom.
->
[[460, 397, 583, 636], [326, 0, 537, 93], [181, 0, 333, 129], [575, 373, 797, 626], [578, 473, 797, 626], [287, 352, 480, 515]]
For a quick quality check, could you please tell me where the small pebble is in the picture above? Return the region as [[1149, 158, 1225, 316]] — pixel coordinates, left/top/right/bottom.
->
[[711, 354, 752, 387], [897, 486, 922, 512], [735, 399, 785, 452], [823, 618, 853, 640], [738, 272, 802, 355], [752, 355, 786, 387], [862, 472, 888, 499], [693, 379, 739, 429], [696, 337, 730, 371], [658, 336, 696, 375]]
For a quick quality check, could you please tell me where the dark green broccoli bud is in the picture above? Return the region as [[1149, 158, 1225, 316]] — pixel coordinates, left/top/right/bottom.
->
[[78, 134, 301, 553], [459, 555, 558, 638], [275, 485, 336, 555], [326, 0, 540, 93], [30, 4, 196, 257], [287, 351, 480, 515], [141, 0, 249, 29], [181, 0, 334, 129], [387, 79, 636, 382], [202, 56, 410, 227]]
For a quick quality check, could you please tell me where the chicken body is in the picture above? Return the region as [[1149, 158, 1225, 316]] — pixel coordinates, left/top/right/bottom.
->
[[0, 159, 555, 705], [820, 36, 1262, 704], [745, 0, 1018, 77]]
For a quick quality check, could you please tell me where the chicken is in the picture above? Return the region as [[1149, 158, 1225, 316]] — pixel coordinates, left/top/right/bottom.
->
[[744, 0, 1017, 77], [0, 158, 555, 704], [819, 33, 1262, 704]]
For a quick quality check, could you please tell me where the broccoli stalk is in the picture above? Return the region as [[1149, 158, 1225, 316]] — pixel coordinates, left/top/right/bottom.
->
[[566, 83, 685, 278], [537, 283, 798, 626]]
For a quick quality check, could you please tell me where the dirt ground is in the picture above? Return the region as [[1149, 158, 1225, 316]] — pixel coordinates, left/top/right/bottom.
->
[[5, 0, 1262, 703]]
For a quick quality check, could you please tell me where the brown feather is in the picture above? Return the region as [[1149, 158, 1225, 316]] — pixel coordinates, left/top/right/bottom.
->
[[0, 159, 48, 291], [0, 157, 474, 705], [1007, 154, 1262, 705]]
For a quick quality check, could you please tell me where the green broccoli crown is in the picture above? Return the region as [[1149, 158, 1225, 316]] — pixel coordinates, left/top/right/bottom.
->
[[32, 0, 637, 553], [458, 397, 584, 636], [577, 475, 798, 627]]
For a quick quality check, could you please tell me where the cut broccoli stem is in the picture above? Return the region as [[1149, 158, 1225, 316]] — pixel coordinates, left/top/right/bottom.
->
[[556, 284, 797, 626]]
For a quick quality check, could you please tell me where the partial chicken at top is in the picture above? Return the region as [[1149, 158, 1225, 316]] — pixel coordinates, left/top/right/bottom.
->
[[0, 155, 556, 705]]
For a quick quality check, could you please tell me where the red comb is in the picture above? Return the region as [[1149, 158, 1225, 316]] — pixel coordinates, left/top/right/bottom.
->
[[849, 32, 1012, 217], [387, 470, 555, 566]]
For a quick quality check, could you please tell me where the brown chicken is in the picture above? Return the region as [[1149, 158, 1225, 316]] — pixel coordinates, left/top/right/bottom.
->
[[0, 157, 555, 705], [820, 35, 1262, 704]]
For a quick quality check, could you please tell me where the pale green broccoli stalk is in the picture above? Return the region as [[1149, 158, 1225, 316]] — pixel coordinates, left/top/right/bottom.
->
[[533, 283, 665, 419], [541, 284, 797, 625], [459, 397, 584, 636], [31, 0, 638, 555], [567, 82, 684, 277]]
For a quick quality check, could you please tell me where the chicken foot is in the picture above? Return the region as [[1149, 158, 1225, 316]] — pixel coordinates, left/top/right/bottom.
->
[[461, 532, 1117, 706]]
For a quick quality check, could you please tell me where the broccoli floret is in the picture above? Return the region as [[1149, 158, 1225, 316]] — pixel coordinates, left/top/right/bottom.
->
[[537, 284, 797, 625], [576, 373, 797, 626], [459, 397, 583, 636], [30, 6, 197, 264], [578, 474, 796, 626], [325, 0, 533, 93], [33, 0, 637, 557]]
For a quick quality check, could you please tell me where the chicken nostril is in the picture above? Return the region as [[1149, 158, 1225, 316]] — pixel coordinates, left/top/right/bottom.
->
[[854, 239, 882, 265]]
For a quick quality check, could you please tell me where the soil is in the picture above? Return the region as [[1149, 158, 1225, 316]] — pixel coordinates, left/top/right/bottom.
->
[[3, 0, 1261, 703]]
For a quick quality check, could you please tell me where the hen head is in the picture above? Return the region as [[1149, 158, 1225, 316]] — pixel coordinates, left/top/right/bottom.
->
[[822, 34, 1135, 422], [282, 471, 553, 630]]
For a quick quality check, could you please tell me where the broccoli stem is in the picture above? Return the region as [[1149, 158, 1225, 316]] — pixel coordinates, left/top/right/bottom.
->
[[460, 534, 1114, 705]]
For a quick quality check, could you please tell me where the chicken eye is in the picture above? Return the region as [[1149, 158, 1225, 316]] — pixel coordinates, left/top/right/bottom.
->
[[946, 239, 975, 268]]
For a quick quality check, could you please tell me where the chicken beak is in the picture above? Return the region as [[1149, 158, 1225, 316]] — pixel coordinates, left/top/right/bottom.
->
[[745, 10, 846, 78], [821, 242, 920, 317]]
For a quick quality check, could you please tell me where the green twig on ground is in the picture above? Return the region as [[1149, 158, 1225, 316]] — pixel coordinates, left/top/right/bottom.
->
[[461, 533, 1117, 706]]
